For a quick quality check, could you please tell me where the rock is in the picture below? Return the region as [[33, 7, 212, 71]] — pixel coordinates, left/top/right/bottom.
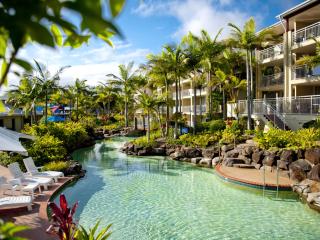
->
[[153, 147, 165, 156], [134, 145, 143, 152], [137, 149, 147, 156], [224, 149, 239, 158], [290, 165, 307, 182], [166, 148, 176, 156], [252, 150, 264, 164], [263, 153, 276, 166], [170, 150, 184, 160], [290, 159, 312, 172], [202, 147, 218, 159], [191, 157, 202, 164], [182, 147, 202, 158], [307, 192, 320, 203], [305, 148, 320, 165], [253, 163, 261, 170], [260, 165, 273, 172], [308, 164, 320, 182], [212, 157, 221, 166], [64, 161, 84, 176], [238, 155, 251, 164], [223, 158, 246, 167], [241, 146, 254, 157], [221, 144, 234, 152], [297, 149, 305, 159], [181, 158, 191, 162], [280, 149, 296, 163], [199, 158, 212, 167], [277, 160, 288, 170]]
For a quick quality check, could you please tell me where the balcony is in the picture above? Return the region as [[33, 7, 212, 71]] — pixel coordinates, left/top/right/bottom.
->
[[293, 22, 320, 44], [172, 88, 207, 99], [173, 105, 206, 114], [293, 65, 320, 81], [259, 44, 283, 61], [261, 72, 284, 88]]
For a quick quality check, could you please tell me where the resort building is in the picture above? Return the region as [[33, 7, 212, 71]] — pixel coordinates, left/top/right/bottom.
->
[[238, 0, 320, 130]]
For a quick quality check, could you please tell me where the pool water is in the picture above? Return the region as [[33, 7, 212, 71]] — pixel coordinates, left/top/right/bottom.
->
[[57, 137, 320, 240]]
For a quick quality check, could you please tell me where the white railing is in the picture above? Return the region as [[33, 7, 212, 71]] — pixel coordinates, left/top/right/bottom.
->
[[261, 72, 284, 87], [259, 44, 283, 61], [173, 105, 206, 114], [239, 95, 320, 115], [172, 88, 207, 99], [293, 65, 320, 80], [293, 22, 320, 44]]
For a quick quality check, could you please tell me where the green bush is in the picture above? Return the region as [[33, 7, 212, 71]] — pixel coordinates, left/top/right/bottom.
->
[[255, 128, 320, 150], [220, 121, 242, 144], [43, 161, 70, 172], [131, 131, 161, 148], [169, 132, 221, 148], [27, 134, 67, 165], [0, 152, 11, 166], [209, 119, 226, 133], [0, 151, 25, 169]]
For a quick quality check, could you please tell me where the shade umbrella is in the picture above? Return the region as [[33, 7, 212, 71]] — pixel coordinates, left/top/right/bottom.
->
[[0, 127, 34, 155]]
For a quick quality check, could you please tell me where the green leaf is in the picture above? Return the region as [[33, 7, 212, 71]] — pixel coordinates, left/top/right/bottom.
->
[[51, 24, 63, 46], [1, 60, 8, 86], [0, 31, 8, 58], [109, 0, 126, 17], [0, 100, 5, 112], [27, 23, 55, 47], [13, 58, 33, 71], [97, 30, 114, 47]]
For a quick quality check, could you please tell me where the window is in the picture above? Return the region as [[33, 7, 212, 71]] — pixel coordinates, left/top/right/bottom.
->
[[0, 119, 3, 127]]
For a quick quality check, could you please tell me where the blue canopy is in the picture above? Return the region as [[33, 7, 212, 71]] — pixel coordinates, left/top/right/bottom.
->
[[47, 116, 66, 122]]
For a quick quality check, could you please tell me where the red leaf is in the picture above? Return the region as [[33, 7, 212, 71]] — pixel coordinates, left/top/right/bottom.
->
[[60, 194, 68, 213]]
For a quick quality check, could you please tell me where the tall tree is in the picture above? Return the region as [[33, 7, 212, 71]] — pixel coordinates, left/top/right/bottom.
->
[[70, 79, 89, 121], [228, 17, 274, 129], [107, 62, 137, 128]]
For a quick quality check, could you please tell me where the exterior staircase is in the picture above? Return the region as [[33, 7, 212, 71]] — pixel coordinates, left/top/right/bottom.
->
[[264, 114, 290, 130]]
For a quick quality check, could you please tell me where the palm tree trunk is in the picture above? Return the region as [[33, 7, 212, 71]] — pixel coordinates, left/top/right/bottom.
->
[[45, 90, 48, 125], [34, 105, 37, 124], [246, 50, 252, 130], [125, 99, 128, 127], [69, 99, 72, 120], [222, 88, 226, 120], [165, 78, 169, 137], [108, 101, 111, 115], [200, 88, 203, 122], [147, 110, 150, 142], [156, 108, 164, 137], [193, 82, 197, 135], [179, 78, 182, 113], [142, 115, 145, 131], [174, 79, 178, 139], [76, 96, 79, 121]]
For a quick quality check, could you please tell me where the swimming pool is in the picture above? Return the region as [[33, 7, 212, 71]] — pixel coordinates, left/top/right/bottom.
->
[[57, 137, 320, 239]]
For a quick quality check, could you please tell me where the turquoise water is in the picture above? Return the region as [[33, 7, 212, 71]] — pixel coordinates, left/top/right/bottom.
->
[[57, 137, 320, 240]]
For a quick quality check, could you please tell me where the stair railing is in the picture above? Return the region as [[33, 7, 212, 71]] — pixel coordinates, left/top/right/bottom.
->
[[262, 101, 287, 130]]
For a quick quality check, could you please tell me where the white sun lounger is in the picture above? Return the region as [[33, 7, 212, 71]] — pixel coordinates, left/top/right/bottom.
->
[[0, 196, 33, 211], [23, 157, 64, 182], [8, 163, 53, 190], [0, 176, 41, 199]]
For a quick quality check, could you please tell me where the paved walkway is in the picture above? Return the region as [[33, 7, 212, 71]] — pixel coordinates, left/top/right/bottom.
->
[[1, 175, 73, 240], [216, 164, 293, 189]]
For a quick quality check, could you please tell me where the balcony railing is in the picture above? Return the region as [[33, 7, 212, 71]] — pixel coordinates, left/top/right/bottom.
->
[[173, 105, 206, 114], [261, 72, 284, 87], [293, 65, 320, 80], [172, 88, 207, 99], [259, 44, 283, 61], [239, 95, 320, 115], [293, 22, 320, 44]]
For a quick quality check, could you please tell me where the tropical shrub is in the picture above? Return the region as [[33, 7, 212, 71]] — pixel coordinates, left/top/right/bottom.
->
[[0, 219, 29, 240], [0, 151, 25, 169], [220, 121, 242, 144], [132, 131, 162, 148], [76, 220, 112, 240], [43, 161, 70, 172], [169, 132, 221, 148], [209, 119, 226, 133], [27, 134, 67, 165]]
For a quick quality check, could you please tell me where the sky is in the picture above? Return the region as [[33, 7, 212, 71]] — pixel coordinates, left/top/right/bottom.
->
[[4, 0, 303, 93]]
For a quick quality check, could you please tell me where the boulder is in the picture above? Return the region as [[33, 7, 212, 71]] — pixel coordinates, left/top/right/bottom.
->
[[202, 147, 218, 159], [153, 147, 165, 156], [308, 164, 320, 182], [191, 157, 202, 164], [252, 150, 264, 164], [290, 159, 312, 172], [212, 157, 221, 166], [297, 149, 305, 159], [224, 149, 240, 158], [290, 165, 307, 182], [181, 158, 191, 162], [280, 149, 296, 163], [238, 155, 251, 164], [199, 158, 212, 167], [170, 150, 184, 160], [241, 146, 254, 157], [305, 148, 320, 165], [263, 153, 276, 166], [182, 147, 202, 158], [64, 161, 85, 176], [253, 163, 261, 170], [277, 160, 288, 170], [134, 145, 143, 152], [137, 149, 148, 156], [166, 148, 176, 156], [221, 144, 234, 152], [223, 158, 246, 167]]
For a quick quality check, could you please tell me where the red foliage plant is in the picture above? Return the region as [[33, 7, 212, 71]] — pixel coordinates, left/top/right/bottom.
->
[[47, 194, 79, 240]]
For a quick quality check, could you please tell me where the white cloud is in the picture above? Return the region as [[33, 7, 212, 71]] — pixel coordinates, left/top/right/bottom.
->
[[133, 0, 251, 39]]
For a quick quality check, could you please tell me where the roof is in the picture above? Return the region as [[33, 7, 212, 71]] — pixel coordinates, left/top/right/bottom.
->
[[276, 0, 319, 19]]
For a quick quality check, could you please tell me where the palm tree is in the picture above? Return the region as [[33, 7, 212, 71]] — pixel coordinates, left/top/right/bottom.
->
[[70, 79, 89, 121], [107, 62, 137, 128], [27, 60, 70, 125], [196, 29, 225, 119], [147, 54, 173, 137], [136, 92, 157, 142], [296, 38, 320, 71], [95, 83, 120, 116], [7, 77, 39, 124], [228, 17, 274, 130], [182, 32, 203, 134], [162, 44, 186, 138]]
